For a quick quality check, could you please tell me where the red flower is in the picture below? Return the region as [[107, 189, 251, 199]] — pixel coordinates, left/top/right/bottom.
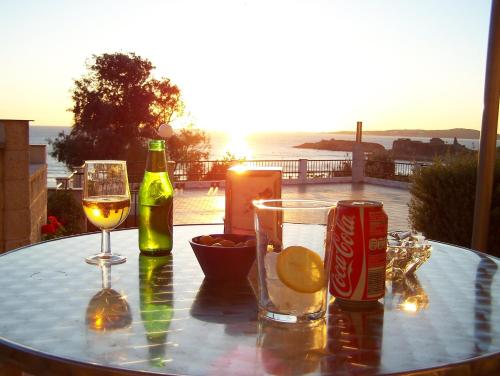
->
[[48, 216, 60, 225], [41, 215, 67, 240], [41, 223, 56, 235], [48, 216, 63, 229]]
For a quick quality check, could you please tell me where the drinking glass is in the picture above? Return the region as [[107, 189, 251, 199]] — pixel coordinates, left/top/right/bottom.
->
[[253, 199, 335, 323], [82, 160, 131, 265]]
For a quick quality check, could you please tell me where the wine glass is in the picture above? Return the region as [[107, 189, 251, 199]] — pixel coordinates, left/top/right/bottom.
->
[[82, 160, 131, 265]]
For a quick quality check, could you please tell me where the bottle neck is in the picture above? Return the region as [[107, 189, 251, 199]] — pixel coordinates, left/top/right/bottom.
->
[[146, 149, 167, 172]]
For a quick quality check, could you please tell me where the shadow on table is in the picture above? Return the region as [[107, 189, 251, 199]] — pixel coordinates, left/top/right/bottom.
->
[[473, 254, 498, 356], [190, 278, 258, 336]]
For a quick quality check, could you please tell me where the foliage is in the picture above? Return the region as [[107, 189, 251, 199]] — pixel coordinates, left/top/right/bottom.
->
[[204, 152, 242, 181], [167, 126, 210, 162], [47, 190, 85, 235], [409, 154, 500, 256], [364, 150, 395, 179], [49, 52, 209, 168]]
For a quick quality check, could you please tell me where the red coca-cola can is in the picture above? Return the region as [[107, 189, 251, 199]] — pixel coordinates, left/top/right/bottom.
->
[[329, 200, 388, 305]]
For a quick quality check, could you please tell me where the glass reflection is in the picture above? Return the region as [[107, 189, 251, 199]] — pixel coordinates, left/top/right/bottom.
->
[[85, 264, 132, 331], [257, 318, 326, 375], [139, 254, 174, 367], [85, 263, 132, 364], [385, 273, 429, 312], [324, 300, 384, 374]]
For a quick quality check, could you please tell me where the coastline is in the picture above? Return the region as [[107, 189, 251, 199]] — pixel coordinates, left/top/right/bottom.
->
[[30, 126, 499, 188]]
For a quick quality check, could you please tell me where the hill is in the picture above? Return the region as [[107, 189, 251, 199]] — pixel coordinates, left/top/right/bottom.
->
[[334, 128, 499, 139]]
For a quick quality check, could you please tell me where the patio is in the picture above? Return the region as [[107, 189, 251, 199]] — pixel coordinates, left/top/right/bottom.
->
[[173, 182, 411, 232]]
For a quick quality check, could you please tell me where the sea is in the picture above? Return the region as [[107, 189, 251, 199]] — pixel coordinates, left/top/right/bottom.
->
[[30, 125, 496, 187]]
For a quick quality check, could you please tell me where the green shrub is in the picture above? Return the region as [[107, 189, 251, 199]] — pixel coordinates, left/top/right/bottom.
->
[[47, 190, 85, 235], [204, 152, 243, 181], [204, 160, 231, 180], [365, 150, 395, 179], [409, 153, 500, 256]]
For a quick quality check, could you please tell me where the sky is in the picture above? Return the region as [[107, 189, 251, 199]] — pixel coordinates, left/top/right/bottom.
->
[[0, 0, 492, 132]]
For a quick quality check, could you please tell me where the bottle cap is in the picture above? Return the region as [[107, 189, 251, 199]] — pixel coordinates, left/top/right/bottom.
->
[[148, 140, 165, 151]]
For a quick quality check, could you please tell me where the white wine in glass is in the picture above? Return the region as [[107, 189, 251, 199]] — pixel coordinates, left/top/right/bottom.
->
[[83, 160, 131, 265]]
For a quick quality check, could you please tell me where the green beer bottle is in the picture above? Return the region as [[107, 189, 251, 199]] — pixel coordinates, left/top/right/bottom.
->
[[139, 140, 174, 254], [139, 254, 174, 367]]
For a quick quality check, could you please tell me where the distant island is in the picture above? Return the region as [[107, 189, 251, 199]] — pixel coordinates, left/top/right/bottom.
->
[[294, 139, 385, 153], [294, 136, 476, 161], [331, 128, 500, 140]]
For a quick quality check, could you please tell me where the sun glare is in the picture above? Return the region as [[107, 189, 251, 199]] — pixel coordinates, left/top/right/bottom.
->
[[223, 131, 253, 160]]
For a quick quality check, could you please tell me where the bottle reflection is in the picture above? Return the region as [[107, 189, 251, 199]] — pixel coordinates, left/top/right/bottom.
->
[[139, 254, 174, 367], [86, 264, 132, 331], [385, 273, 429, 313], [324, 300, 384, 374], [257, 319, 326, 375]]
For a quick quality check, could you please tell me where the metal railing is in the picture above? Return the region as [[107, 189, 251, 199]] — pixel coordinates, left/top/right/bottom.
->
[[66, 158, 430, 188], [307, 160, 352, 178], [171, 160, 301, 181], [364, 160, 427, 181]]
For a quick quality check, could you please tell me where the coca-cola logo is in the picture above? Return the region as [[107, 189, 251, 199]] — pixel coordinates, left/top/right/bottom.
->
[[333, 214, 355, 297]]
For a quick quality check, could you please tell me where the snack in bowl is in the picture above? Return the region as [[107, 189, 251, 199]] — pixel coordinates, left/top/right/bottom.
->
[[189, 234, 257, 280]]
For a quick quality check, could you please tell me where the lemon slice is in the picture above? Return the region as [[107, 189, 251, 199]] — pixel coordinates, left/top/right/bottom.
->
[[276, 246, 326, 293]]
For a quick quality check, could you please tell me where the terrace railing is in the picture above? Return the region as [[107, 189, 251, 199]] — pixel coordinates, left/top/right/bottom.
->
[[307, 159, 352, 178], [364, 160, 428, 182], [129, 159, 352, 183], [64, 158, 431, 189]]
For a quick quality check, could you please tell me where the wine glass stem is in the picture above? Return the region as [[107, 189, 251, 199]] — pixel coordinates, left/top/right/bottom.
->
[[101, 264, 111, 289], [101, 229, 111, 256]]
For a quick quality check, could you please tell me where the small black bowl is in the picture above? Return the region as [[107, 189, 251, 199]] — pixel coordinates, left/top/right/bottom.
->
[[189, 234, 256, 281]]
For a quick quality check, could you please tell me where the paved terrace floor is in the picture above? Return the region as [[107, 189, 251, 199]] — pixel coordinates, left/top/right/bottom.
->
[[173, 183, 411, 232]]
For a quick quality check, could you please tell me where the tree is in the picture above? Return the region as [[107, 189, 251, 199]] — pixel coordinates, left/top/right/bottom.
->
[[167, 126, 210, 162], [50, 52, 209, 168]]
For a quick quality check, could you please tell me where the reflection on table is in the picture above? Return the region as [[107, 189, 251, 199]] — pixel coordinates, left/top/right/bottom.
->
[[85, 264, 132, 364]]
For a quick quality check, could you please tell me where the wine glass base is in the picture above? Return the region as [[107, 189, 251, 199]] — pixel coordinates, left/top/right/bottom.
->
[[85, 253, 127, 265]]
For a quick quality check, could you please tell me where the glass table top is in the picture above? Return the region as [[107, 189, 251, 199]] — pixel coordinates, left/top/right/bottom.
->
[[0, 225, 499, 375]]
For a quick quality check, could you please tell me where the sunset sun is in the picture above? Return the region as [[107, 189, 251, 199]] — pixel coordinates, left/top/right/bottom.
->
[[223, 130, 253, 160]]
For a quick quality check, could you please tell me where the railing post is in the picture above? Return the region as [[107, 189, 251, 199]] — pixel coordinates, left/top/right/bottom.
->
[[352, 144, 364, 183], [299, 159, 308, 183], [72, 165, 84, 188]]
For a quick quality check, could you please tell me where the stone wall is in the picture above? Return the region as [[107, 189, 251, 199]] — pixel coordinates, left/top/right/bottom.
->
[[0, 120, 47, 252], [29, 164, 47, 244]]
